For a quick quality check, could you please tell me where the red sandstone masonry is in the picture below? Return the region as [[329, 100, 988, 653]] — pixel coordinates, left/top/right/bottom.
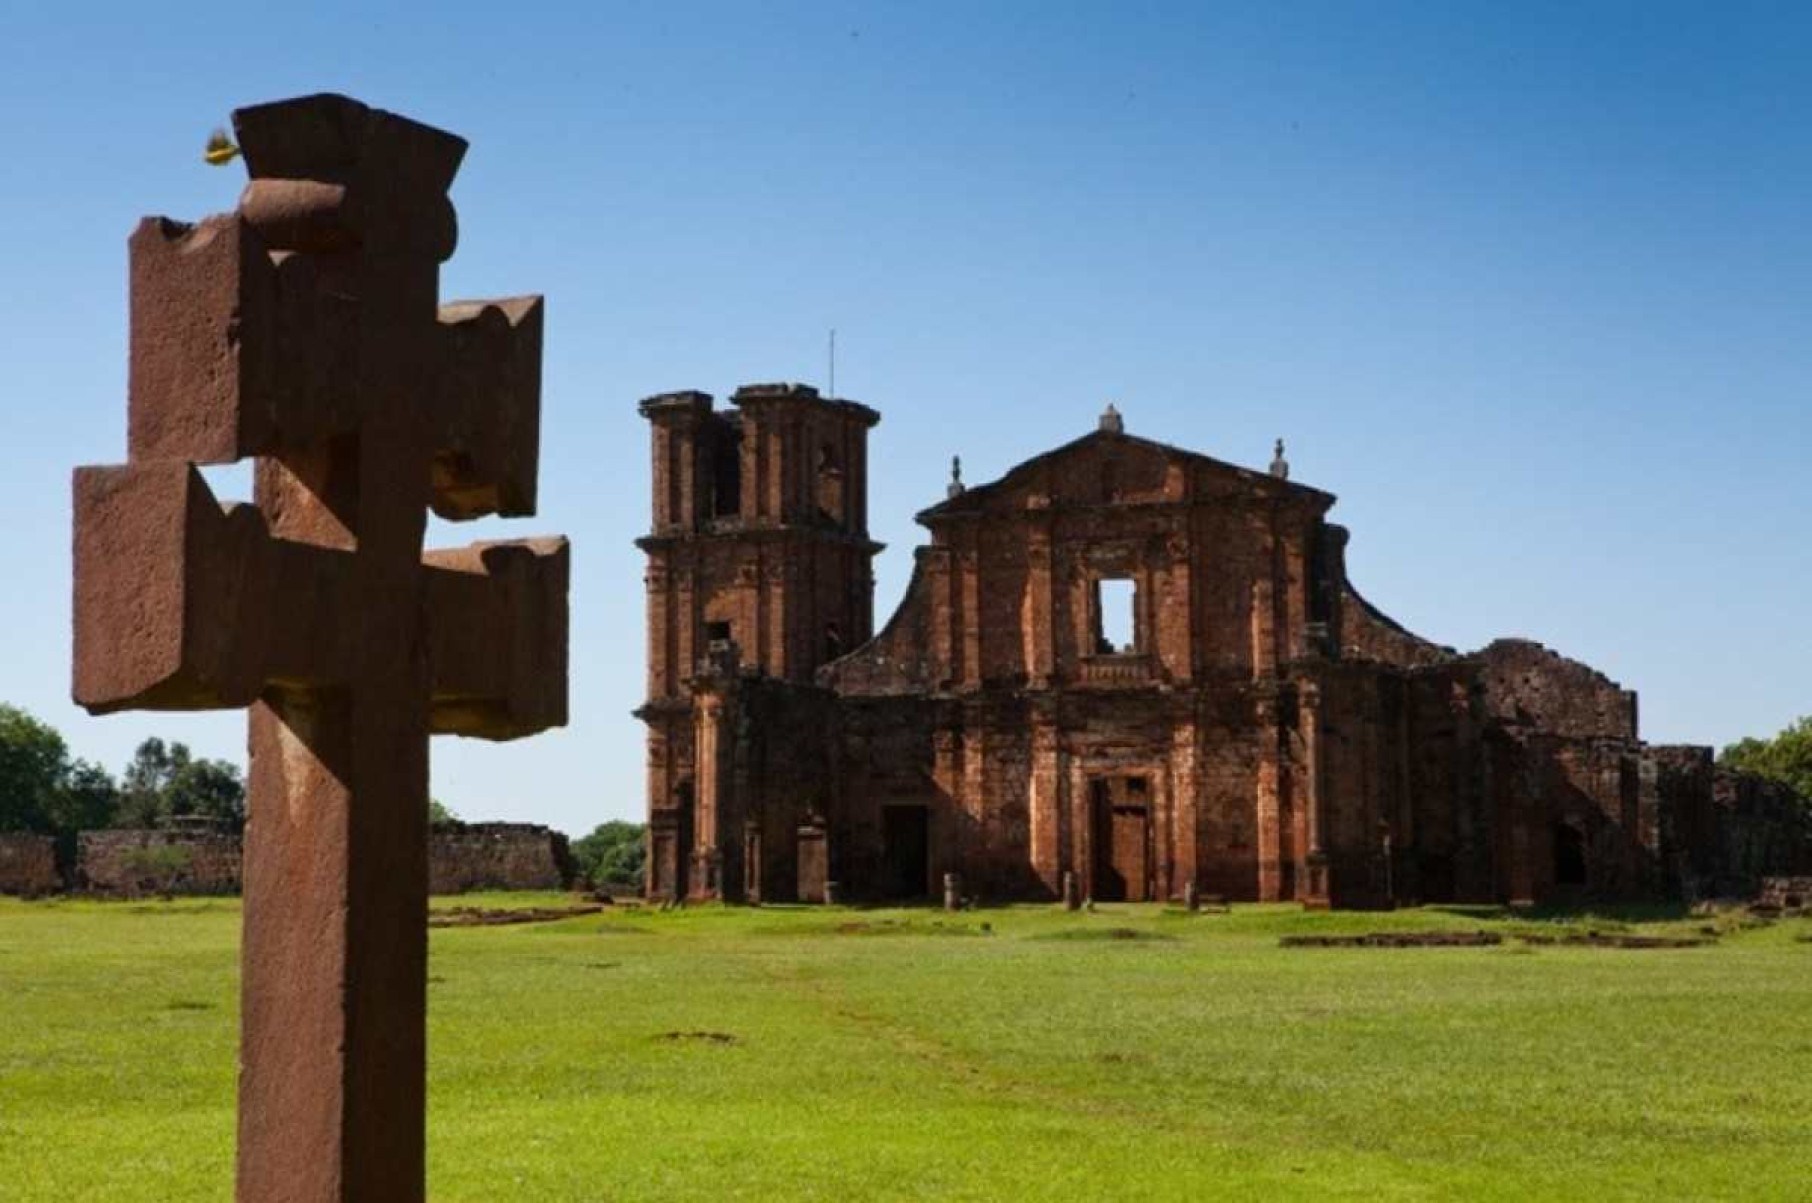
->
[[66, 825, 571, 898], [79, 829, 242, 895], [640, 404, 1812, 909], [429, 823, 572, 893]]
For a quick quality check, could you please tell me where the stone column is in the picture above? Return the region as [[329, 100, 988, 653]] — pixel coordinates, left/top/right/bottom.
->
[[1298, 681, 1330, 907], [959, 542, 981, 690], [1166, 530, 1194, 684], [1254, 691, 1284, 901], [1025, 521, 1055, 687], [1029, 711, 1062, 895], [962, 721, 986, 875], [1169, 717, 1200, 900], [691, 690, 728, 899], [932, 725, 963, 877], [929, 548, 955, 688]]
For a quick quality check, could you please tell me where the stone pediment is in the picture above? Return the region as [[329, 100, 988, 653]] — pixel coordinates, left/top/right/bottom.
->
[[917, 428, 1333, 525]]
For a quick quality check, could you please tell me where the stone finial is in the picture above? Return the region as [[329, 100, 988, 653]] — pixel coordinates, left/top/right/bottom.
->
[[1099, 403, 1124, 435], [947, 454, 965, 499], [1269, 437, 1289, 480]]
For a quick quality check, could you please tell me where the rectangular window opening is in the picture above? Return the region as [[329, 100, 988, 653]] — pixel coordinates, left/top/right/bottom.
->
[[1093, 577, 1138, 655], [709, 432, 742, 519]]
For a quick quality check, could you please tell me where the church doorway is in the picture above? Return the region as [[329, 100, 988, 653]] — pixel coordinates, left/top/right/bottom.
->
[[882, 805, 930, 899], [1090, 776, 1151, 902], [1553, 821, 1588, 890]]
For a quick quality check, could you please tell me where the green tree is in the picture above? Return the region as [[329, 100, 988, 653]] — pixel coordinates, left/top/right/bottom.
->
[[44, 760, 120, 836], [429, 797, 459, 825], [116, 738, 245, 830], [0, 705, 122, 869], [0, 704, 73, 833], [119, 737, 183, 828], [165, 757, 246, 829], [1720, 716, 1812, 799], [571, 820, 646, 889]]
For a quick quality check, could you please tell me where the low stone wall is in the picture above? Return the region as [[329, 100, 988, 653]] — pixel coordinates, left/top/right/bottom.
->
[[429, 822, 572, 894], [1654, 748, 1812, 897], [1758, 876, 1812, 910], [0, 833, 59, 895], [55, 822, 572, 897], [78, 829, 243, 895]]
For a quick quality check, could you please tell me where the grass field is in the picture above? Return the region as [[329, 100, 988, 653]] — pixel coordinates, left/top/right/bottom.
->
[[3, 895, 1809, 1201]]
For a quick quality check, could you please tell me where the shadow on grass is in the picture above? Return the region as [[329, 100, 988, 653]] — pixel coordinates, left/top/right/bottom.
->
[[1427, 900, 1695, 925], [1031, 927, 1177, 943], [747, 914, 993, 938]]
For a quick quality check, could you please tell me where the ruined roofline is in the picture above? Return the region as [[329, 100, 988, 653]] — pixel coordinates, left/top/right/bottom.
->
[[636, 384, 879, 427], [915, 426, 1335, 525], [1339, 576, 1460, 665], [1469, 637, 1632, 691], [815, 546, 936, 693]]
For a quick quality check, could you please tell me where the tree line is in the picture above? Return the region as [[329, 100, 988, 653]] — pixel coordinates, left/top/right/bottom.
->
[[3, 701, 646, 889], [0, 703, 246, 865], [1720, 716, 1812, 800]]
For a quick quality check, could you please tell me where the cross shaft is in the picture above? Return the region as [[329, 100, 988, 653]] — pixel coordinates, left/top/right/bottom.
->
[[71, 94, 568, 1203]]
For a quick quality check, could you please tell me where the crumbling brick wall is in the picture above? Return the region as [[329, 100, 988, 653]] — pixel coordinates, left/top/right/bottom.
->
[[1652, 746, 1812, 897], [640, 394, 1812, 908], [0, 833, 59, 895], [1759, 876, 1812, 909], [1705, 768, 1812, 889], [428, 822, 572, 893], [74, 823, 576, 897], [1475, 639, 1637, 740], [79, 829, 243, 895]]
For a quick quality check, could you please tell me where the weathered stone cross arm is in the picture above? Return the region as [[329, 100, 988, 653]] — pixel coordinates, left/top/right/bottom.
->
[[71, 462, 568, 739], [127, 212, 546, 521]]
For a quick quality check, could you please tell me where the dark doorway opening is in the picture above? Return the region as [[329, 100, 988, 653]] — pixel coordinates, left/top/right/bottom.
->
[[882, 805, 930, 899], [1553, 822, 1587, 889], [1090, 777, 1151, 901], [1418, 854, 1455, 904]]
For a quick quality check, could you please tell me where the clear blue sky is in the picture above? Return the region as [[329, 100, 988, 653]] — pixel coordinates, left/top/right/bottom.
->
[[2, 2, 1807, 837]]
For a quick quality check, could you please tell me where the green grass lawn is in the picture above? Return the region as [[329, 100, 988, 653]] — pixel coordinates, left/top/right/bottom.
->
[[3, 895, 1809, 1201]]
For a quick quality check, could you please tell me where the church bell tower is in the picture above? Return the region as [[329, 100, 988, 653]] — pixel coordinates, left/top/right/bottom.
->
[[635, 382, 880, 899]]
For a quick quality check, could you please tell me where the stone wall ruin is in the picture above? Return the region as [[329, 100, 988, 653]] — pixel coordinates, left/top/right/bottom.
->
[[638, 394, 1812, 908]]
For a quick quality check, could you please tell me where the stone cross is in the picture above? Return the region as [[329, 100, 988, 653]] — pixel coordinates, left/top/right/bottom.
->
[[71, 94, 569, 1202]]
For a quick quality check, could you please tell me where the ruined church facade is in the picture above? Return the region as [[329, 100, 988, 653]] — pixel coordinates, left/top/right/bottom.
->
[[637, 386, 1807, 908]]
